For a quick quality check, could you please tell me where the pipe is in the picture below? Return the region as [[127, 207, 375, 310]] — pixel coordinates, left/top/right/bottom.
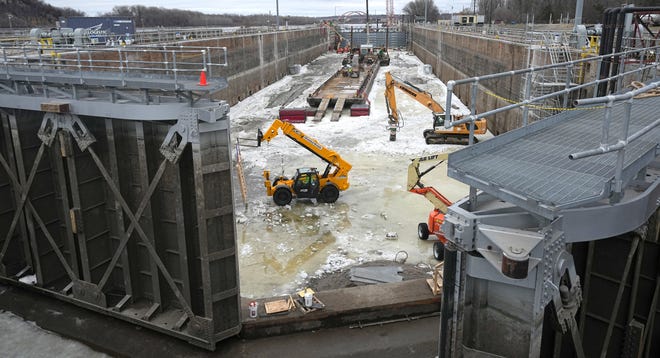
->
[[597, 8, 618, 97], [598, 6, 660, 96], [439, 246, 457, 358]]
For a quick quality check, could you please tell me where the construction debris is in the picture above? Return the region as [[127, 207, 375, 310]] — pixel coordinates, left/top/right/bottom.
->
[[350, 266, 403, 284], [426, 262, 444, 296], [264, 295, 296, 315]]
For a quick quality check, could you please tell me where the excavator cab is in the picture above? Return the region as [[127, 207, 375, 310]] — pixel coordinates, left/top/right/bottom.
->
[[432, 112, 446, 128]]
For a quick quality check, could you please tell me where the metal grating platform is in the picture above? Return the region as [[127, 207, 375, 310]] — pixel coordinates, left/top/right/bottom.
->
[[447, 95, 660, 219]]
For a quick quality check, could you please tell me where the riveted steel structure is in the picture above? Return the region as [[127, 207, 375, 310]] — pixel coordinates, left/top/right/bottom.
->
[[437, 40, 660, 357], [0, 44, 239, 350]]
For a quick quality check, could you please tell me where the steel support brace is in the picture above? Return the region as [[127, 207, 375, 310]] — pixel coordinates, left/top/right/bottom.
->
[[441, 194, 585, 357], [160, 111, 199, 163], [0, 115, 78, 281], [0, 110, 33, 277], [34, 112, 199, 322], [599, 237, 640, 358]]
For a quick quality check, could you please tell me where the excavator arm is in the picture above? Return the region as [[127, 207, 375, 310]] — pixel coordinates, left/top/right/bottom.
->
[[258, 119, 352, 189], [384, 71, 487, 144], [385, 71, 447, 141]]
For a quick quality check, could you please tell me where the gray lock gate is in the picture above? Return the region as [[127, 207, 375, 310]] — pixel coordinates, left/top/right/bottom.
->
[[0, 45, 240, 350]]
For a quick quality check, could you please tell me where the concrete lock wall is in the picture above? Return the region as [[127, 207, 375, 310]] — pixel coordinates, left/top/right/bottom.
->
[[411, 27, 529, 135], [180, 28, 330, 106]]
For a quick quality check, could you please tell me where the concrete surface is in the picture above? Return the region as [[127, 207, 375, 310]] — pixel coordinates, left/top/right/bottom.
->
[[0, 282, 441, 357]]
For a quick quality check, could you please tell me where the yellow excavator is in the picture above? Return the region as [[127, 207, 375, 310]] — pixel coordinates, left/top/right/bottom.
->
[[257, 119, 352, 206], [384, 71, 487, 144]]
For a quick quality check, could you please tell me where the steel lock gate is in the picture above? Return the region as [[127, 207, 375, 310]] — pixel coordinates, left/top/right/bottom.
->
[[0, 106, 240, 350]]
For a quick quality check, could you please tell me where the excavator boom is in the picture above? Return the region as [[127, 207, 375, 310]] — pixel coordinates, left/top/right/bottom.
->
[[384, 71, 487, 143]]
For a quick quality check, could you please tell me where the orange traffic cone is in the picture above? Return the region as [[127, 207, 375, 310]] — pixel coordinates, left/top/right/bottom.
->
[[198, 70, 208, 86]]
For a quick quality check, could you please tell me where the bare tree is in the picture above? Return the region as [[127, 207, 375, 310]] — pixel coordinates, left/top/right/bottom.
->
[[403, 0, 441, 23]]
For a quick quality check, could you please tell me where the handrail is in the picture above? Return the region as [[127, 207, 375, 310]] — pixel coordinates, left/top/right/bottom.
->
[[1, 44, 228, 88], [444, 44, 660, 131], [569, 80, 660, 159]]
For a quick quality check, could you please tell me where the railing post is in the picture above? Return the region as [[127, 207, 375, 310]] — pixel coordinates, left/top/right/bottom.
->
[[593, 60, 602, 98], [563, 63, 573, 109], [444, 80, 454, 129], [76, 48, 83, 85], [522, 72, 533, 126], [638, 50, 645, 83], [468, 81, 479, 210], [611, 97, 633, 203], [118, 47, 125, 87], [171, 50, 178, 88], [2, 47, 8, 79], [469, 81, 478, 145], [202, 49, 208, 76], [36, 44, 45, 84], [600, 97, 614, 148], [615, 49, 626, 93], [22, 45, 28, 68]]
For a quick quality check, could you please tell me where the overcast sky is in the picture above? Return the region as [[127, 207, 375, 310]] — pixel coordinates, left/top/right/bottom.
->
[[45, 0, 475, 18]]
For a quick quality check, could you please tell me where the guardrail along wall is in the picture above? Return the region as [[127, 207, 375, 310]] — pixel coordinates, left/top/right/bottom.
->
[[179, 28, 330, 105], [411, 27, 529, 134]]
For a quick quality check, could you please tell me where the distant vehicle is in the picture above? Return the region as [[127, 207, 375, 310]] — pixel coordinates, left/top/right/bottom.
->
[[59, 17, 135, 45], [452, 14, 485, 26]]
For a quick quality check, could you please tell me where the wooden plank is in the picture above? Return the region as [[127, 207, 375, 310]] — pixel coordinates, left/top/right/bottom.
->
[[40, 101, 70, 113], [331, 97, 346, 122], [314, 97, 331, 121]]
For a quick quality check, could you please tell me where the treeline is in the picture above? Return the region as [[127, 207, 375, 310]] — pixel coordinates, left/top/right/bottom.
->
[[107, 5, 318, 28], [1, 0, 83, 28], [0, 1, 318, 29], [474, 0, 659, 24], [3, 0, 658, 29], [404, 0, 658, 24]]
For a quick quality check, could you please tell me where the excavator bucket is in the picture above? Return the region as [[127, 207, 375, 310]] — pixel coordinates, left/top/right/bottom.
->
[[257, 129, 263, 146]]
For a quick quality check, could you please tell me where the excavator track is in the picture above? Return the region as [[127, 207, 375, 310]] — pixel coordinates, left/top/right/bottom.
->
[[423, 131, 478, 145]]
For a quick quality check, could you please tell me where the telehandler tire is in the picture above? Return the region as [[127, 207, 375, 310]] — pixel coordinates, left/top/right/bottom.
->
[[319, 185, 339, 203], [273, 186, 292, 206]]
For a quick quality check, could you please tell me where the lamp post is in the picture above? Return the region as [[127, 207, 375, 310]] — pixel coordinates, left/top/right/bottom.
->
[[276, 0, 280, 30], [8, 15, 12, 29], [424, 0, 428, 24]]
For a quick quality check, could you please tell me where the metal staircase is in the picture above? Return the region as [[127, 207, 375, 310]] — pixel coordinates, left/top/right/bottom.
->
[[522, 32, 576, 122]]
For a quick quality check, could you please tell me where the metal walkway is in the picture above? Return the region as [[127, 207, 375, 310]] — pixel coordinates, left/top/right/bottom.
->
[[448, 95, 659, 219]]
